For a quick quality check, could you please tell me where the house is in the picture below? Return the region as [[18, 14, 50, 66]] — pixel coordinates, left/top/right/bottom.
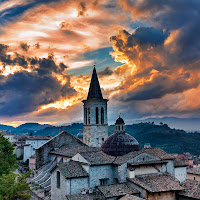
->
[[174, 158, 188, 182], [187, 168, 200, 181], [128, 173, 183, 200], [1, 132, 16, 143], [23, 136, 51, 162]]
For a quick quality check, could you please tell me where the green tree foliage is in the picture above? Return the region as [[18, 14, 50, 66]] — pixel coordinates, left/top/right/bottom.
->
[[0, 135, 16, 175], [0, 134, 31, 200], [0, 173, 31, 200]]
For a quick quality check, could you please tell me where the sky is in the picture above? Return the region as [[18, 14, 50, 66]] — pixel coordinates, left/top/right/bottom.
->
[[0, 0, 200, 127]]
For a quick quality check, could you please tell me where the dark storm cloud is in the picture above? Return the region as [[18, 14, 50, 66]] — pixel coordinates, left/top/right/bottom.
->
[[119, 0, 200, 65], [98, 67, 113, 77], [20, 42, 30, 51], [0, 44, 76, 117], [107, 0, 200, 118], [78, 1, 87, 16], [114, 75, 199, 101], [127, 27, 168, 47]]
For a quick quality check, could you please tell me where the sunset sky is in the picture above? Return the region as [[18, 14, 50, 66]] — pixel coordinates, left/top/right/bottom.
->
[[0, 0, 200, 127]]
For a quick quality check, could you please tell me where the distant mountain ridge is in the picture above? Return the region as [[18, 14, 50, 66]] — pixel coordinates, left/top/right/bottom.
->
[[1, 120, 200, 155], [0, 123, 52, 134], [134, 117, 200, 131]]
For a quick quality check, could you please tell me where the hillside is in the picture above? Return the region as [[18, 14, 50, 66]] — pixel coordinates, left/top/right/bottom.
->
[[134, 117, 200, 132], [34, 122, 200, 156], [123, 123, 200, 156], [0, 124, 15, 133], [1, 122, 200, 155]]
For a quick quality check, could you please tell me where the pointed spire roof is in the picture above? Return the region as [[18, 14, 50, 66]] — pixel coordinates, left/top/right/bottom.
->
[[87, 67, 103, 99]]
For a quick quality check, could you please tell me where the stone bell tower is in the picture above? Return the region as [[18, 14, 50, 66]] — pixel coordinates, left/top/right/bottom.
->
[[82, 67, 108, 147]]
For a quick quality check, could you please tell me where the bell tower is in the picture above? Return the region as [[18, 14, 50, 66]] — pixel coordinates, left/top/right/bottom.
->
[[82, 67, 108, 147]]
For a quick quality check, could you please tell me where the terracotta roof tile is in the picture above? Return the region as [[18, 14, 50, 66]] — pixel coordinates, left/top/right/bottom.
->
[[97, 183, 139, 198], [140, 148, 175, 160], [50, 146, 100, 158], [179, 179, 200, 199], [57, 160, 89, 179], [174, 158, 187, 167], [187, 168, 200, 175], [128, 172, 183, 193], [79, 150, 115, 165], [119, 194, 144, 200]]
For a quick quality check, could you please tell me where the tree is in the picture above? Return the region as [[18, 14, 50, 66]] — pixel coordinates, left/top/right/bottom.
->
[[0, 134, 16, 175], [0, 173, 31, 200], [0, 134, 31, 200]]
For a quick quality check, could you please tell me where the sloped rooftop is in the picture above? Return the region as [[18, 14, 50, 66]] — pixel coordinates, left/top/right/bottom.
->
[[56, 160, 89, 179], [179, 179, 200, 199], [97, 183, 139, 198], [128, 172, 183, 193], [79, 150, 115, 165], [141, 148, 175, 160], [187, 167, 200, 175], [50, 146, 100, 158], [119, 194, 144, 200]]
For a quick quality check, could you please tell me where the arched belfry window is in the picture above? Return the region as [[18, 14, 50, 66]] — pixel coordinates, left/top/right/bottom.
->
[[85, 108, 87, 124], [88, 108, 91, 124], [57, 171, 60, 188], [101, 107, 104, 124], [96, 107, 99, 124]]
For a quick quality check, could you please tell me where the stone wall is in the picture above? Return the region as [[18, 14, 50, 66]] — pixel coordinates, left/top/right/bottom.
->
[[51, 168, 68, 200], [147, 191, 176, 200], [83, 99, 108, 147], [187, 173, 200, 181], [35, 131, 84, 169], [89, 165, 115, 188], [66, 177, 89, 194], [166, 160, 175, 175], [175, 167, 187, 182]]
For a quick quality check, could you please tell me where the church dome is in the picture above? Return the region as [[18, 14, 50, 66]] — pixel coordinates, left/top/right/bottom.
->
[[101, 117, 140, 157]]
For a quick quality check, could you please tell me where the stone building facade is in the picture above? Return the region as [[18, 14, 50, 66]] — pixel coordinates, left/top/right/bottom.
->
[[82, 67, 108, 147]]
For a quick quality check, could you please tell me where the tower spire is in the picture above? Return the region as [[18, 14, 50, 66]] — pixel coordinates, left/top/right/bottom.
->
[[87, 67, 103, 99]]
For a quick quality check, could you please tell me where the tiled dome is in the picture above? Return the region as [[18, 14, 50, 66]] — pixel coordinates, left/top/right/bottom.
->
[[101, 117, 140, 157]]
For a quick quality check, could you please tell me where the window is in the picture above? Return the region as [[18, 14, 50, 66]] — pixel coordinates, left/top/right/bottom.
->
[[102, 138, 104, 142], [99, 178, 108, 185], [96, 107, 99, 124], [118, 126, 120, 130], [101, 107, 104, 124], [114, 178, 119, 183], [85, 108, 88, 124], [88, 108, 90, 124], [194, 176, 196, 180], [57, 171, 60, 188]]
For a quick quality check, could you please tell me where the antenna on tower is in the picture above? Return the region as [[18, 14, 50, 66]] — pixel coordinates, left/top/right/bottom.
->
[[94, 62, 96, 67]]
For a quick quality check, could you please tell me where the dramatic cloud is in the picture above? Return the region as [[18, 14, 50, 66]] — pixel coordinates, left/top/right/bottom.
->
[[0, 44, 76, 117], [105, 0, 200, 121], [1, 0, 200, 125]]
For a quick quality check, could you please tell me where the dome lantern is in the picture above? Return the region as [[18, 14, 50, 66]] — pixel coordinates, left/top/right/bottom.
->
[[115, 116, 125, 133]]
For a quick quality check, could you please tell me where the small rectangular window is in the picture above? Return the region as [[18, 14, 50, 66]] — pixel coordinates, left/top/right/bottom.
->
[[99, 178, 108, 185], [57, 171, 60, 188]]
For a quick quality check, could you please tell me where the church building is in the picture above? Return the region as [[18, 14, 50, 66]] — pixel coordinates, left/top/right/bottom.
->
[[82, 67, 108, 147], [32, 67, 194, 200]]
